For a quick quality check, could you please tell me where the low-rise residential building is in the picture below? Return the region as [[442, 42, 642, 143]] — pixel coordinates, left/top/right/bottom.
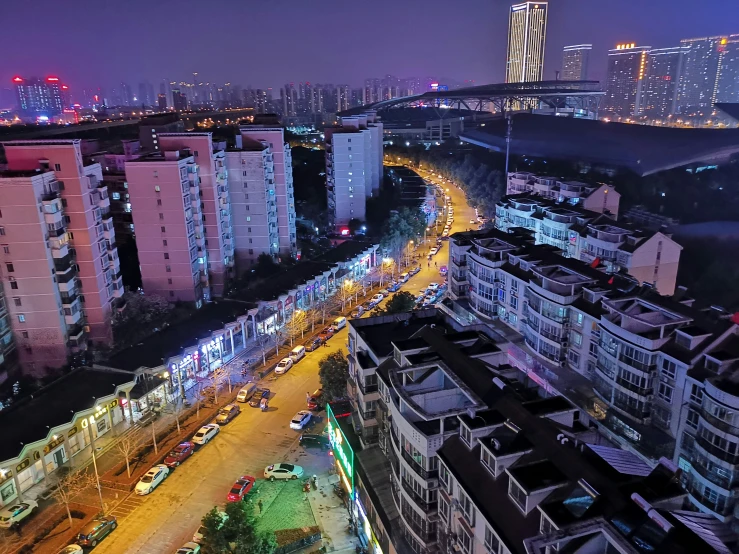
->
[[125, 149, 208, 305], [495, 194, 682, 295], [506, 172, 620, 216], [0, 140, 124, 372]]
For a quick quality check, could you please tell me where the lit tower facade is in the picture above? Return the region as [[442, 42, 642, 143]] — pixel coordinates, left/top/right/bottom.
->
[[603, 43, 651, 117], [561, 44, 592, 80], [643, 46, 687, 118], [505, 2, 548, 83], [677, 36, 726, 113]]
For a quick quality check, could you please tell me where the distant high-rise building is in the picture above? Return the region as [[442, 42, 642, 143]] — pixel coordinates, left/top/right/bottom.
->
[[120, 82, 133, 106], [282, 84, 297, 116], [603, 43, 651, 117], [643, 46, 687, 118], [157, 93, 167, 111], [717, 36, 739, 104], [172, 89, 188, 111], [677, 36, 725, 113], [337, 85, 350, 112], [310, 86, 323, 114], [12, 76, 65, 115], [363, 78, 381, 105], [561, 44, 591, 80], [137, 82, 155, 106], [505, 1, 548, 83]]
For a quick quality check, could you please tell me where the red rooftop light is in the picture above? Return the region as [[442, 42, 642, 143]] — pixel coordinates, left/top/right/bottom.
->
[[46, 76, 60, 82], [12, 77, 23, 83]]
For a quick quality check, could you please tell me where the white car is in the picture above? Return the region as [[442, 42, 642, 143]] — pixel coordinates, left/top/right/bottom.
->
[[290, 410, 312, 430], [176, 542, 201, 554], [236, 385, 254, 402], [370, 293, 384, 304], [470, 219, 477, 224], [264, 463, 304, 481], [135, 464, 170, 495], [0, 500, 37, 528], [275, 357, 293, 374], [427, 283, 440, 291], [192, 423, 220, 445], [430, 248, 438, 256]]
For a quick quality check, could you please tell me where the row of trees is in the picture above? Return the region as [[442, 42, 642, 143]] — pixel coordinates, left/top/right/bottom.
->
[[380, 207, 427, 268]]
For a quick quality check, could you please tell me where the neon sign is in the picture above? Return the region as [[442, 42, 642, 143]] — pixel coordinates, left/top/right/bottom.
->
[[327, 403, 354, 492]]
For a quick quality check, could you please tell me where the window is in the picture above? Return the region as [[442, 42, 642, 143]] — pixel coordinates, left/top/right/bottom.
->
[[21, 331, 28, 339], [686, 408, 699, 430], [5, 263, 14, 273], [497, 289, 505, 303], [163, 240, 168, 247], [169, 291, 174, 297], [439, 464, 451, 493], [458, 489, 474, 526], [690, 384, 703, 405], [2, 246, 8, 254], [485, 526, 501, 554], [508, 480, 527, 511], [9, 278, 17, 290], [246, 216, 251, 222], [460, 424, 472, 446], [439, 495, 450, 524], [17, 314, 25, 323], [662, 359, 677, 380], [168, 278, 173, 285], [161, 226, 166, 233], [459, 527, 472, 554], [155, 185, 161, 192], [481, 448, 496, 475], [164, 253, 169, 260], [157, 199, 162, 206], [568, 350, 580, 367], [54, 163, 61, 171], [511, 280, 519, 292], [510, 296, 518, 310], [159, 213, 164, 220], [0, 228, 4, 236], [13, 298, 21, 307], [165, 265, 171, 273], [573, 312, 584, 327]]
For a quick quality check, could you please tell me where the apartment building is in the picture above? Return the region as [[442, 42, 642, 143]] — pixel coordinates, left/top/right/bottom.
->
[[0, 140, 123, 372], [325, 112, 383, 229], [506, 172, 620, 216], [225, 135, 280, 271], [124, 149, 208, 305], [158, 133, 233, 297], [238, 125, 296, 259], [495, 194, 682, 295]]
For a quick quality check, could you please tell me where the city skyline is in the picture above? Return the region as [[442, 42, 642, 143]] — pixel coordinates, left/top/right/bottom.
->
[[1, 0, 737, 93]]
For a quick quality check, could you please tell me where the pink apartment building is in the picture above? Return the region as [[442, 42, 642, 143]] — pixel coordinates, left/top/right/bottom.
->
[[124, 149, 208, 305], [158, 133, 233, 297], [238, 126, 297, 259], [0, 140, 123, 374]]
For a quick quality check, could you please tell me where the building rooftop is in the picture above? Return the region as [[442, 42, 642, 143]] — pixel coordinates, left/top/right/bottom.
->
[[508, 459, 569, 492], [0, 169, 50, 178], [0, 368, 134, 462]]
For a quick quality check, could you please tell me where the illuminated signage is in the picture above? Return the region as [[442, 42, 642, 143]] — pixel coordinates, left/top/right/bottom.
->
[[615, 43, 636, 50], [327, 403, 354, 492], [340, 228, 350, 236]]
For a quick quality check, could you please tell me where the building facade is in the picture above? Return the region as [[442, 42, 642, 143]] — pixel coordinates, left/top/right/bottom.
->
[[677, 36, 726, 113], [505, 2, 548, 83], [643, 46, 687, 118], [604, 43, 651, 117], [12, 76, 65, 116], [124, 150, 209, 305], [561, 44, 591, 81], [717, 36, 739, 104], [0, 140, 123, 372]]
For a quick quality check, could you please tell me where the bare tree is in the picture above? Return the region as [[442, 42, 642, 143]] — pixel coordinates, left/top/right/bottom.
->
[[337, 279, 358, 311], [378, 259, 396, 288], [114, 431, 143, 478], [304, 307, 321, 333], [50, 469, 95, 528], [284, 310, 307, 347]]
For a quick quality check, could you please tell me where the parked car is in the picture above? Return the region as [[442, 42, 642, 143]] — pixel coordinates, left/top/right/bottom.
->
[[0, 500, 37, 528], [304, 336, 323, 351], [176, 542, 201, 554], [379, 289, 389, 296], [192, 423, 220, 445], [387, 283, 401, 293], [427, 283, 440, 291], [135, 464, 170, 495], [75, 515, 117, 547], [236, 383, 257, 402], [430, 248, 438, 256], [290, 410, 312, 430], [275, 357, 294, 374], [227, 475, 255, 502], [215, 404, 241, 425], [264, 463, 304, 481], [410, 266, 421, 276], [300, 434, 330, 450], [351, 306, 365, 318], [318, 326, 335, 341], [308, 389, 324, 410], [370, 293, 384, 304], [248, 388, 271, 407], [164, 441, 195, 468]]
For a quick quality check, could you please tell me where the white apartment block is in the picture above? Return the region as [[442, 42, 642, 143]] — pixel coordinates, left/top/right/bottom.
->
[[506, 172, 621, 216], [238, 126, 296, 259], [495, 194, 682, 295], [448, 227, 739, 529], [225, 135, 280, 271], [125, 150, 209, 305], [158, 133, 234, 297]]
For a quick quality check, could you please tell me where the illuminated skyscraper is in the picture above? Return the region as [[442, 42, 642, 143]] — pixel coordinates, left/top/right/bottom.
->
[[561, 44, 591, 80], [716, 36, 739, 104], [12, 76, 65, 115], [603, 43, 650, 117], [676, 36, 727, 113], [643, 46, 687, 118], [505, 1, 548, 83]]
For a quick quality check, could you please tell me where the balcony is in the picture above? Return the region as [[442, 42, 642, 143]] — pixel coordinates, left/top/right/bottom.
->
[[64, 306, 83, 326], [401, 448, 439, 481], [54, 253, 74, 272], [400, 507, 437, 544], [101, 208, 112, 222], [113, 275, 124, 297], [700, 408, 739, 435], [615, 376, 653, 397], [47, 222, 66, 237], [217, 185, 228, 199], [695, 435, 739, 466], [686, 480, 732, 517], [401, 479, 438, 514], [611, 398, 651, 423], [60, 291, 78, 306], [691, 457, 739, 491], [103, 221, 114, 241], [51, 242, 70, 259], [66, 325, 86, 347]]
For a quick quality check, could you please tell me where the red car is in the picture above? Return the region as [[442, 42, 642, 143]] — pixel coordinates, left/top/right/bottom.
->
[[227, 475, 255, 502], [163, 442, 195, 468], [307, 389, 324, 410]]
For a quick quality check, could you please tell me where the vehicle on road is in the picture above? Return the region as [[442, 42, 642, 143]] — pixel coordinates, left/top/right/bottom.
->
[[351, 305, 365, 318], [192, 423, 220, 445], [318, 326, 335, 341], [430, 248, 438, 256], [164, 441, 195, 468], [290, 410, 312, 430], [176, 542, 201, 554], [75, 515, 117, 547], [215, 403, 241, 425], [193, 511, 227, 543], [399, 272, 409, 282], [135, 464, 170, 495], [236, 383, 257, 402], [422, 298, 435, 307], [333, 316, 347, 330], [0, 500, 37, 528], [275, 357, 294, 374], [248, 388, 271, 407], [290, 345, 306, 362], [387, 283, 401, 293], [307, 389, 324, 410], [380, 289, 389, 296], [427, 283, 440, 291], [58, 546, 83, 554], [264, 463, 304, 480], [300, 434, 330, 450], [370, 293, 384, 305], [227, 475, 255, 502], [304, 336, 323, 351], [410, 266, 421, 276]]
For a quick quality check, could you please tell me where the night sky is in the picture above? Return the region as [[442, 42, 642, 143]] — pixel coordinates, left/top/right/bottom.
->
[[1, 0, 736, 91]]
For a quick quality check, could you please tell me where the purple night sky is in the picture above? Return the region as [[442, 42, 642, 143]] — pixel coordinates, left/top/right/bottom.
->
[[1, 0, 736, 91]]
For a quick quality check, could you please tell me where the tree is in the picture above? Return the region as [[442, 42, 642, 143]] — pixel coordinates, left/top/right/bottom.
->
[[49, 469, 94, 528], [201, 500, 276, 554], [377, 292, 417, 315], [304, 307, 321, 332], [348, 218, 363, 234], [319, 351, 349, 401], [377, 258, 396, 288], [284, 309, 307, 347], [337, 279, 358, 311], [111, 291, 174, 348], [255, 253, 279, 278], [114, 431, 143, 478]]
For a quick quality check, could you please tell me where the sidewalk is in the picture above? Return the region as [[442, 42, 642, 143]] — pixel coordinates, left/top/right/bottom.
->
[[305, 474, 361, 554]]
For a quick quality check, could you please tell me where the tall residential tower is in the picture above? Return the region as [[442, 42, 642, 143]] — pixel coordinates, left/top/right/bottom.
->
[[604, 43, 651, 117], [561, 44, 591, 80], [505, 2, 548, 83]]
